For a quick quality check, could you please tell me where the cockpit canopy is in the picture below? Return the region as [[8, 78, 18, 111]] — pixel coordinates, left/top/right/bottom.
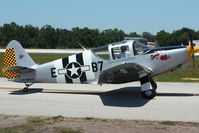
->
[[92, 40, 150, 60], [133, 40, 149, 55]]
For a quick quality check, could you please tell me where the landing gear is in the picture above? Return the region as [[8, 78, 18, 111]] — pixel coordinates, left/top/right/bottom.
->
[[139, 75, 157, 99], [141, 89, 156, 99], [23, 87, 28, 92], [23, 83, 33, 92], [150, 79, 157, 90]]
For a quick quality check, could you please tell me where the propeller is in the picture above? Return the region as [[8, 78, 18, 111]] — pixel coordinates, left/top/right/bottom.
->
[[187, 36, 199, 66]]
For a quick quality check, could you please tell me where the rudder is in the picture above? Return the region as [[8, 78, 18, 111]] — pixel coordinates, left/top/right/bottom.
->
[[2, 40, 35, 79]]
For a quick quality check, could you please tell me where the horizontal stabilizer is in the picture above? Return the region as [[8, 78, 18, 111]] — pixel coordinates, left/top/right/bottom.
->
[[3, 66, 35, 73]]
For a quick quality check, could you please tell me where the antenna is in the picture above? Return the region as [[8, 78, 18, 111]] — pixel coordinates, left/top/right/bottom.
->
[[77, 41, 87, 51]]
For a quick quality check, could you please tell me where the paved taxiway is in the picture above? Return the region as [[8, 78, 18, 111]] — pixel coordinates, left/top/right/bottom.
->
[[0, 78, 199, 122]]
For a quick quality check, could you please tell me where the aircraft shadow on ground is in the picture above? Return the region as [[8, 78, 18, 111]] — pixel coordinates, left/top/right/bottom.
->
[[44, 87, 150, 107], [157, 93, 196, 97], [9, 87, 197, 107], [9, 88, 43, 95], [99, 87, 149, 107], [43, 86, 197, 107]]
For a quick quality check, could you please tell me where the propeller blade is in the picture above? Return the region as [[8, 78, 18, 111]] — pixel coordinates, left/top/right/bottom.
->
[[192, 54, 195, 67], [187, 45, 199, 64], [187, 34, 198, 66]]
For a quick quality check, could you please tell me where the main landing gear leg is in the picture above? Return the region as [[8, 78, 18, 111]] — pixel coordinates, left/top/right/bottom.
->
[[150, 78, 157, 90], [23, 83, 33, 92], [139, 74, 156, 99]]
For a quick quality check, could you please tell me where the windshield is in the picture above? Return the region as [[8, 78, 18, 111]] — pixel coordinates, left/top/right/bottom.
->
[[92, 45, 110, 60], [133, 40, 150, 55]]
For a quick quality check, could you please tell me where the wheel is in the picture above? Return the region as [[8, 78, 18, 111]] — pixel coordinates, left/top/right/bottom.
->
[[141, 89, 156, 99], [23, 87, 28, 92], [150, 79, 157, 90]]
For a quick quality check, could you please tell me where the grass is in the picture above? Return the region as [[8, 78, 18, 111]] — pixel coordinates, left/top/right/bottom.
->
[[27, 117, 46, 126], [0, 125, 33, 133], [0, 116, 83, 133], [55, 128, 83, 133], [30, 53, 70, 64], [0, 117, 45, 133], [1, 53, 199, 82], [160, 121, 177, 126], [0, 115, 199, 133], [154, 67, 199, 82]]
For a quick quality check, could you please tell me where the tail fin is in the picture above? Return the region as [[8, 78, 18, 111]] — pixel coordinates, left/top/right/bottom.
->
[[2, 40, 35, 79]]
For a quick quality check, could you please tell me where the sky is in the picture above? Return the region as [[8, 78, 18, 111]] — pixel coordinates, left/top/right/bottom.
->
[[0, 0, 199, 34]]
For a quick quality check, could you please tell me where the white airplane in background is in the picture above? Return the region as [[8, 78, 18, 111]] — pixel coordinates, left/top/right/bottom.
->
[[2, 40, 199, 99]]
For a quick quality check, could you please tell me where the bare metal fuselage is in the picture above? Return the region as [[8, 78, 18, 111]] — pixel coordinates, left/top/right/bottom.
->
[[14, 46, 189, 85]]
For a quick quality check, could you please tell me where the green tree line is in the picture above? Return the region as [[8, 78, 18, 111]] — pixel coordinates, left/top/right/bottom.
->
[[0, 22, 199, 48]]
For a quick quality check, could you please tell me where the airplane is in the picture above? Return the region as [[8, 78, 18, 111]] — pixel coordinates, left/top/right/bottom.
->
[[2, 39, 199, 99]]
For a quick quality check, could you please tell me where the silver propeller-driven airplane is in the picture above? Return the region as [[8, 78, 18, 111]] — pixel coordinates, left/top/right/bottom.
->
[[2, 40, 199, 99]]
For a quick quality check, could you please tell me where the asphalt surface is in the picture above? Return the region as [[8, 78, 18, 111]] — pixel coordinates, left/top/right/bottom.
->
[[0, 78, 199, 122]]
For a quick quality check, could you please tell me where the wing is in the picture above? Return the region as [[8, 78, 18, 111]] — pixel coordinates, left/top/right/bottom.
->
[[98, 63, 151, 84]]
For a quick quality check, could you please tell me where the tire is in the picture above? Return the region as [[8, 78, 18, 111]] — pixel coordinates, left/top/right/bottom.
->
[[23, 87, 28, 92], [141, 89, 156, 99]]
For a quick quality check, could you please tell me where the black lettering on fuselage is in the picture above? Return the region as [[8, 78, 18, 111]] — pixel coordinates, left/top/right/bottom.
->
[[91, 62, 98, 72], [91, 61, 103, 72], [51, 68, 57, 78]]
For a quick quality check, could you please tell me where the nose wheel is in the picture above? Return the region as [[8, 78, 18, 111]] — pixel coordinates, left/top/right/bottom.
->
[[23, 83, 33, 92]]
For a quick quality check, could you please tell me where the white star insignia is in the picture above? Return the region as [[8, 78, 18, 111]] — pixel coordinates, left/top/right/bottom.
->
[[67, 63, 80, 77]]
